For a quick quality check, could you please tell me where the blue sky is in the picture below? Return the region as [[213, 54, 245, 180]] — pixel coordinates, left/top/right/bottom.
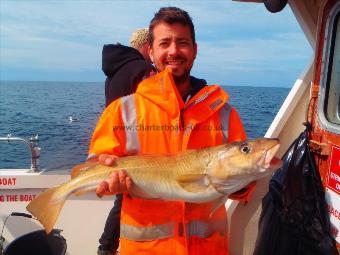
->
[[0, 0, 312, 87]]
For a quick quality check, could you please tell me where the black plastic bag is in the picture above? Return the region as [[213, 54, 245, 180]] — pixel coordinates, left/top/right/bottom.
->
[[253, 127, 338, 255]]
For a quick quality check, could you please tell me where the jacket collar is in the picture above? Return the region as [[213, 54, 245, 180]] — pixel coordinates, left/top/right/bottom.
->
[[136, 69, 229, 121]]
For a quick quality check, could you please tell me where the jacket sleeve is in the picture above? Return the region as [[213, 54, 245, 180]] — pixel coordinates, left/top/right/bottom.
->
[[227, 107, 246, 143], [88, 98, 127, 158], [89, 99, 126, 253], [227, 107, 256, 202]]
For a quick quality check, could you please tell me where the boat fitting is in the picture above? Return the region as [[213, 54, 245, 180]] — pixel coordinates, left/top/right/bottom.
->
[[0, 134, 41, 172]]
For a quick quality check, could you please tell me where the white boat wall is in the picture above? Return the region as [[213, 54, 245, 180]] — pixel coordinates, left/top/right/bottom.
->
[[0, 169, 116, 255], [1, 0, 339, 254], [228, 0, 340, 254]]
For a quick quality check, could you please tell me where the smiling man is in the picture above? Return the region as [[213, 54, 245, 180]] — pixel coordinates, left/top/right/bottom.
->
[[149, 15, 197, 97], [90, 7, 255, 255]]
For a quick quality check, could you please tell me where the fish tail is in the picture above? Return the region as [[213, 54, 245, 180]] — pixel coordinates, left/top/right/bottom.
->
[[26, 186, 66, 234]]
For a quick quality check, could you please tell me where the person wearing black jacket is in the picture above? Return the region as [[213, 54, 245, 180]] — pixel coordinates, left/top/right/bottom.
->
[[98, 28, 154, 255], [102, 28, 155, 107]]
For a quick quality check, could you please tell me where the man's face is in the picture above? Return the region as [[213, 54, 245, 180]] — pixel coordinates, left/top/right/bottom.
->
[[149, 22, 197, 84]]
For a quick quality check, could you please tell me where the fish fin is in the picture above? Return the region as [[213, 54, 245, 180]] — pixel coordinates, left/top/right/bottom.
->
[[26, 187, 66, 234], [130, 185, 160, 199], [210, 176, 253, 195], [73, 186, 96, 196], [176, 174, 209, 192], [70, 161, 97, 179], [210, 196, 228, 218]]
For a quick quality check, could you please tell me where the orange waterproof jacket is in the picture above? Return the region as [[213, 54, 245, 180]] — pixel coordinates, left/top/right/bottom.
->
[[89, 69, 253, 255]]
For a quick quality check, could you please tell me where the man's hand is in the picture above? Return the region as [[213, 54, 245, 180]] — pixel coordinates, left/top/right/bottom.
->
[[95, 154, 133, 197]]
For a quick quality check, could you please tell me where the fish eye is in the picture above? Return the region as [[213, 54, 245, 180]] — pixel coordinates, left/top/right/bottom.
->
[[240, 144, 251, 154]]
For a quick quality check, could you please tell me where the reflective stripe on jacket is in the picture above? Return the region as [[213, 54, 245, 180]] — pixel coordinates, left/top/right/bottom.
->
[[89, 69, 248, 255]]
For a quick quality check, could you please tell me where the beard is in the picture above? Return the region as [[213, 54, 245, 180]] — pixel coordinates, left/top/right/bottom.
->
[[164, 55, 192, 85], [155, 65, 191, 85], [172, 62, 191, 85], [172, 69, 191, 85]]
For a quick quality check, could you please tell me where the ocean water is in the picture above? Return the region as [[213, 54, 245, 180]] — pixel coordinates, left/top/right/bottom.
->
[[0, 81, 289, 170]]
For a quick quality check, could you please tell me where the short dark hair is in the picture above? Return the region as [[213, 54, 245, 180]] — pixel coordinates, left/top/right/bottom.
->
[[149, 7, 195, 46]]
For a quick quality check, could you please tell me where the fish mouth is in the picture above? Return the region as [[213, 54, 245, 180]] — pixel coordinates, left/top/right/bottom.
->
[[257, 143, 282, 172]]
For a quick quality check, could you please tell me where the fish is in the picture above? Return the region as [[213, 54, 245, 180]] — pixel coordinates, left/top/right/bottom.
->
[[26, 138, 281, 234]]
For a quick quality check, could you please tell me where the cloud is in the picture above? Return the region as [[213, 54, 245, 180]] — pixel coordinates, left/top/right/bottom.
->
[[197, 32, 309, 68], [0, 0, 313, 86]]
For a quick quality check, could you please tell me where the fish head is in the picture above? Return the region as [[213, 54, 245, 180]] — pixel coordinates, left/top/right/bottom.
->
[[208, 138, 282, 183]]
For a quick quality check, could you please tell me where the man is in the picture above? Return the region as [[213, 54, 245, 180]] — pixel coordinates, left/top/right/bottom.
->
[[102, 28, 154, 106], [90, 7, 254, 255], [98, 28, 154, 255]]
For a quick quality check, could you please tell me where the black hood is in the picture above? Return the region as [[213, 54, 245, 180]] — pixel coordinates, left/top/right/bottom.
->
[[102, 44, 145, 76]]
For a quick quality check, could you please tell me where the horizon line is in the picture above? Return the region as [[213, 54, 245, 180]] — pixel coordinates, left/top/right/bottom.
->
[[0, 79, 292, 89]]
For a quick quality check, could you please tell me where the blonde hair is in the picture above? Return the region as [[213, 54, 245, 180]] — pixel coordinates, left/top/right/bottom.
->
[[129, 28, 149, 50]]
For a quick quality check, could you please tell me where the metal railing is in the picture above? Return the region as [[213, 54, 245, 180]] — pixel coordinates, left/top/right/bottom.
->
[[0, 134, 41, 172]]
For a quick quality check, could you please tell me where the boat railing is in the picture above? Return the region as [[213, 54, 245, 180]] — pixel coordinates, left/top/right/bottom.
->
[[0, 134, 41, 172]]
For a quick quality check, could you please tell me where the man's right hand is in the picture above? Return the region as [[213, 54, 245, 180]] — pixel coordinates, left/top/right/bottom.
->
[[96, 154, 133, 197]]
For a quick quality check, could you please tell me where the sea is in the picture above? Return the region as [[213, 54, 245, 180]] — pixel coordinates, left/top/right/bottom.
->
[[0, 81, 289, 170]]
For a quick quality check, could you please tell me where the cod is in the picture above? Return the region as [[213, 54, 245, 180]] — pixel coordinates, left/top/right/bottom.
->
[[27, 138, 281, 234]]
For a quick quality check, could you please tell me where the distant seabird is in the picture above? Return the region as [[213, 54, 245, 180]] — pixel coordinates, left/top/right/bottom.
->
[[69, 116, 79, 122]]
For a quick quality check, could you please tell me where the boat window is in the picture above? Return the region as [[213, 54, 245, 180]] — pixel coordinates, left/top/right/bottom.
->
[[325, 12, 340, 126], [319, 3, 340, 134]]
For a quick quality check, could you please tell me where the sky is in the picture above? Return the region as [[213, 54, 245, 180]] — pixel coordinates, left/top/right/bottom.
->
[[0, 0, 313, 87]]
